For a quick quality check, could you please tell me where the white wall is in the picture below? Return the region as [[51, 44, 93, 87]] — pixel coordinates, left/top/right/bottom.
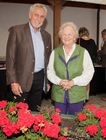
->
[[0, 2, 106, 57], [0, 3, 53, 57], [0, 3, 29, 58], [61, 7, 97, 41]]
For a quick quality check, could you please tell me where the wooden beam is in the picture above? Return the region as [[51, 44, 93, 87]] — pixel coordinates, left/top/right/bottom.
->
[[63, 1, 106, 10], [53, 0, 62, 48], [0, 0, 50, 5], [96, 7, 100, 48]]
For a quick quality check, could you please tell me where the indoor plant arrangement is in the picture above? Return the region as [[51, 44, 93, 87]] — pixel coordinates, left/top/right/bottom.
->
[[0, 100, 66, 140], [69, 104, 106, 140], [1, 100, 106, 140], [55, 104, 106, 140]]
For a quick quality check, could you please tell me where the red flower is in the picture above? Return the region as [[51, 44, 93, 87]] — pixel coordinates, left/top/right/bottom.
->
[[51, 113, 62, 124], [16, 102, 29, 110], [0, 110, 7, 117], [0, 115, 10, 126], [33, 124, 39, 132], [94, 108, 106, 119], [86, 104, 95, 112], [9, 106, 17, 114], [33, 114, 46, 132], [85, 124, 98, 136], [77, 113, 87, 121], [0, 100, 7, 109], [17, 109, 34, 129], [34, 114, 46, 125], [101, 128, 106, 138], [100, 118, 106, 129], [58, 136, 67, 140], [43, 122, 60, 138], [3, 122, 19, 136], [55, 108, 61, 113]]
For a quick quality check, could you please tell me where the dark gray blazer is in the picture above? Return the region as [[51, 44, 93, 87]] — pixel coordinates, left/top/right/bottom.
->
[[6, 23, 51, 92]]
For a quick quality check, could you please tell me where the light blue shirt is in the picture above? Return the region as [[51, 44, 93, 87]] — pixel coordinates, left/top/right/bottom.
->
[[29, 23, 44, 72]]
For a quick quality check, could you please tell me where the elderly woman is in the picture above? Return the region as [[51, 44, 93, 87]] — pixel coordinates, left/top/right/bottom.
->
[[47, 22, 94, 115]]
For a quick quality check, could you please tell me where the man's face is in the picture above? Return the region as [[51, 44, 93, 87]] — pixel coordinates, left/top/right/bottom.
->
[[29, 7, 46, 29]]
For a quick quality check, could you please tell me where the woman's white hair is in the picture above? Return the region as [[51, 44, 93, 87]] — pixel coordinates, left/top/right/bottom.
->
[[29, 3, 47, 17], [58, 22, 78, 39]]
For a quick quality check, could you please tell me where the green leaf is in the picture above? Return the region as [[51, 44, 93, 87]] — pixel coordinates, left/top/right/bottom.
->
[[15, 135, 25, 140]]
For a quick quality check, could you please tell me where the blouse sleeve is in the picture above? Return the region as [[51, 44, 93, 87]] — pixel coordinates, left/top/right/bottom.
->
[[47, 50, 62, 85], [73, 49, 95, 86]]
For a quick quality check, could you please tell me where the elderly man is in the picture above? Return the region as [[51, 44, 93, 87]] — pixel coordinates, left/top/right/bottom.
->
[[6, 3, 51, 111]]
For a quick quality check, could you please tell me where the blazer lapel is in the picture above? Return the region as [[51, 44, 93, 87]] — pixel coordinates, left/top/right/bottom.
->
[[24, 23, 35, 58], [41, 29, 49, 61], [41, 29, 48, 49]]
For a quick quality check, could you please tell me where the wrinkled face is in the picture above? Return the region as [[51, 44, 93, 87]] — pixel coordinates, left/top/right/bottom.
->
[[61, 26, 76, 46], [29, 7, 46, 28]]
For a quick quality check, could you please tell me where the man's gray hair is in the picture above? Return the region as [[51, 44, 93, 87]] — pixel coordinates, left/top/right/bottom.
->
[[29, 3, 47, 17]]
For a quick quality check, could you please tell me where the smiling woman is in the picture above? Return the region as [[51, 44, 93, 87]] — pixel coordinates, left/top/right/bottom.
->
[[47, 21, 94, 115]]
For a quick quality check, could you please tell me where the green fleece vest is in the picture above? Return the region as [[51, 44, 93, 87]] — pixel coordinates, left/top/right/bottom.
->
[[51, 44, 86, 103]]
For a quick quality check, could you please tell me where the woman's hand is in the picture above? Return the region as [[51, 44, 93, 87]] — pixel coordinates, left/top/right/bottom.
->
[[59, 80, 74, 90]]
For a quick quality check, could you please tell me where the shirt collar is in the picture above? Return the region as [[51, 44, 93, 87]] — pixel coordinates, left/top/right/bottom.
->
[[29, 22, 41, 33]]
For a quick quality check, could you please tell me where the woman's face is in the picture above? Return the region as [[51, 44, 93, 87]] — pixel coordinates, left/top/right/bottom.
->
[[61, 26, 76, 46], [102, 34, 106, 41], [29, 7, 46, 29]]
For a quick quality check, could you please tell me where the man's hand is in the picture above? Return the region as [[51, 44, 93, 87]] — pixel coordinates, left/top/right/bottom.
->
[[47, 83, 50, 92], [11, 83, 23, 96]]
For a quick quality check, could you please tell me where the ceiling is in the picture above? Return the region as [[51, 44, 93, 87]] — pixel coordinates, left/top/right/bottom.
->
[[0, 0, 49, 4], [0, 0, 106, 9], [66, 0, 106, 5]]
